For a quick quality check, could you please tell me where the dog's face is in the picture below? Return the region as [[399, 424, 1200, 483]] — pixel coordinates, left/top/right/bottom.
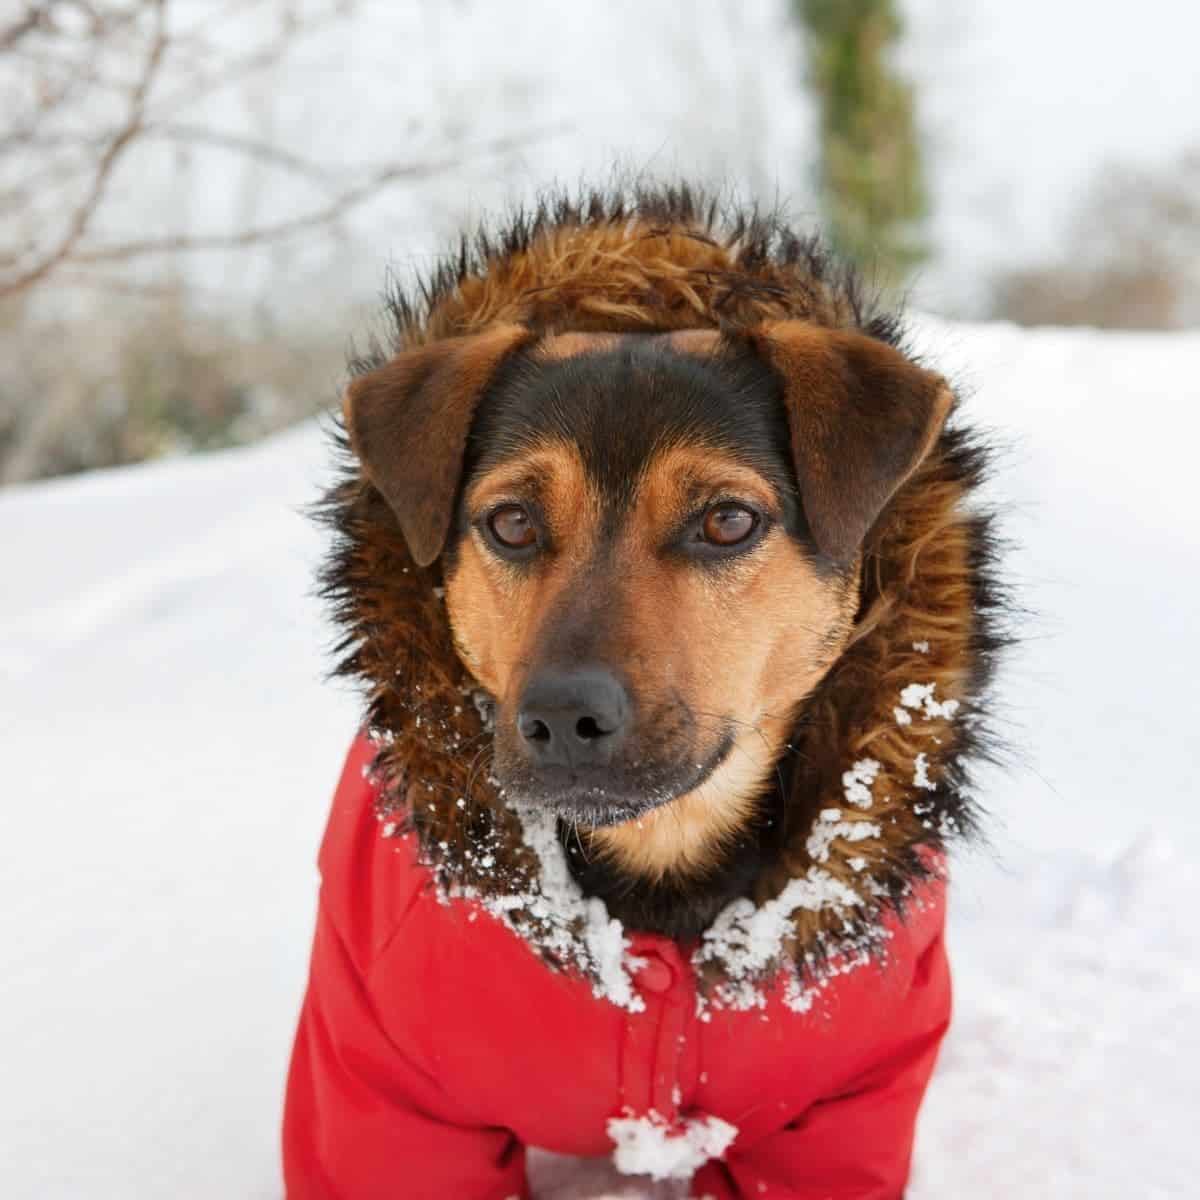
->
[[345, 322, 950, 876], [442, 333, 862, 870]]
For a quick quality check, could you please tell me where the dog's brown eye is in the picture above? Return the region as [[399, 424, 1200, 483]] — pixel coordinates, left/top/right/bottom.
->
[[701, 503, 757, 546], [488, 504, 536, 549]]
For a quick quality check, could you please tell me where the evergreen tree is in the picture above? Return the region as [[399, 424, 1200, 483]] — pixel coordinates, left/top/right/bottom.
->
[[797, 0, 929, 281]]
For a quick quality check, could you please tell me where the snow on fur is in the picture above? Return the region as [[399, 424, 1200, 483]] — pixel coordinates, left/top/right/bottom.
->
[[455, 799, 647, 1012], [913, 752, 935, 791], [842, 757, 881, 808], [446, 783, 886, 1015], [807, 809, 883, 864], [694, 867, 867, 1011], [898, 681, 960, 721]]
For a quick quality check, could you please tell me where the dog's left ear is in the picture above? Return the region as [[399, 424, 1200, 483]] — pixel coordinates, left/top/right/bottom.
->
[[343, 323, 534, 567], [748, 320, 954, 564]]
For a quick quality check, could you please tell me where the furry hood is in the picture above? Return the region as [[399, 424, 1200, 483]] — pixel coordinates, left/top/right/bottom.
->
[[319, 185, 1007, 997]]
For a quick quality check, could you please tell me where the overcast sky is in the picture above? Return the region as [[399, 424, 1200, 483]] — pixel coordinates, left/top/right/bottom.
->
[[106, 0, 1200, 320]]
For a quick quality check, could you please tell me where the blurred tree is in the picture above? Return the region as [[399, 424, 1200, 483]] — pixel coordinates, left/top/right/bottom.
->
[[0, 0, 560, 483], [795, 0, 928, 282], [991, 149, 1200, 330]]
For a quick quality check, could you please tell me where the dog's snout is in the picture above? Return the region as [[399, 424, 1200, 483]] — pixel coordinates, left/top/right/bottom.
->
[[517, 667, 629, 768]]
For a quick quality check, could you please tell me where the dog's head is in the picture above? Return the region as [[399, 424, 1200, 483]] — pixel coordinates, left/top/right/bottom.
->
[[345, 323, 951, 875]]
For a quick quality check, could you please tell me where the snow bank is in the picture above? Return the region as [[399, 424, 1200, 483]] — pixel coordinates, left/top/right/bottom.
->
[[910, 838, 1200, 1199], [1, 320, 1198, 1198]]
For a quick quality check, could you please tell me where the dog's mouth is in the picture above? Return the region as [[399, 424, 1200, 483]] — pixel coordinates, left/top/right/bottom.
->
[[495, 727, 736, 827]]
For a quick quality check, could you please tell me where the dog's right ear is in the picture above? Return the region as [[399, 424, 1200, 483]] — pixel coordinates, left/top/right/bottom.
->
[[747, 321, 953, 566], [343, 323, 533, 568]]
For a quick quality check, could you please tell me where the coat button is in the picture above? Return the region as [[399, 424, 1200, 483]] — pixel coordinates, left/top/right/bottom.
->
[[636, 954, 673, 994]]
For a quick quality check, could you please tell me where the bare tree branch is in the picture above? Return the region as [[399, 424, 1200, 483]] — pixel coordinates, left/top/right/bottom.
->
[[0, 7, 50, 52], [0, 0, 166, 297], [143, 120, 341, 182], [153, 1, 349, 118], [3, 120, 342, 182], [0, 0, 559, 299], [66, 125, 566, 264]]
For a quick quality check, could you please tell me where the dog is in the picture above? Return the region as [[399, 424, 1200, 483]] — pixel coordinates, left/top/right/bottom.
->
[[284, 186, 1004, 1199]]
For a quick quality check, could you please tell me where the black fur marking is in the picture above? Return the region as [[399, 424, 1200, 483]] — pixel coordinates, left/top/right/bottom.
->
[[462, 338, 811, 548], [564, 797, 778, 943]]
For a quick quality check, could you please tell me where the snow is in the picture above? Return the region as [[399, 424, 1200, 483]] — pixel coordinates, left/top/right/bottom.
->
[[897, 681, 960, 722], [607, 1111, 738, 1182], [465, 802, 647, 1013], [841, 757, 881, 808], [912, 751, 935, 791], [2, 319, 1199, 1198], [805, 810, 881, 865], [695, 867, 868, 1015], [910, 838, 1200, 1200]]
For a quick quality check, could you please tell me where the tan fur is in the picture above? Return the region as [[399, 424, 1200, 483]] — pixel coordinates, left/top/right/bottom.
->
[[449, 442, 599, 705], [591, 445, 859, 877], [445, 438, 859, 880], [660, 328, 722, 356], [534, 332, 621, 360], [597, 759, 766, 881], [765, 455, 978, 937], [407, 226, 863, 345]]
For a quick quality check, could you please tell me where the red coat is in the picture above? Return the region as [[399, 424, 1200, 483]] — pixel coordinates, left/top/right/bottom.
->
[[284, 737, 951, 1199]]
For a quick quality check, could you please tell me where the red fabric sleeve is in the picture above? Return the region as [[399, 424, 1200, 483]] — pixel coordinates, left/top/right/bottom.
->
[[691, 922, 951, 1200], [282, 900, 528, 1200]]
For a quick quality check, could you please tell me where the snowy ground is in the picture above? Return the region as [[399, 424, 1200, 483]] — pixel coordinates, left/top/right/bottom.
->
[[2, 318, 1198, 1198]]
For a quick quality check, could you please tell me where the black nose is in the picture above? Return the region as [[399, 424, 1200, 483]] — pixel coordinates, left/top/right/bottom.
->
[[516, 667, 630, 769]]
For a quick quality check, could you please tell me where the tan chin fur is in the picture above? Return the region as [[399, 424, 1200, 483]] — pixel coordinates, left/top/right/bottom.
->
[[586, 563, 859, 883], [588, 719, 785, 882], [320, 186, 1007, 982]]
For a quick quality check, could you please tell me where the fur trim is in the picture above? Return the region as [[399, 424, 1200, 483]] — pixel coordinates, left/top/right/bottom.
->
[[318, 184, 1010, 994]]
